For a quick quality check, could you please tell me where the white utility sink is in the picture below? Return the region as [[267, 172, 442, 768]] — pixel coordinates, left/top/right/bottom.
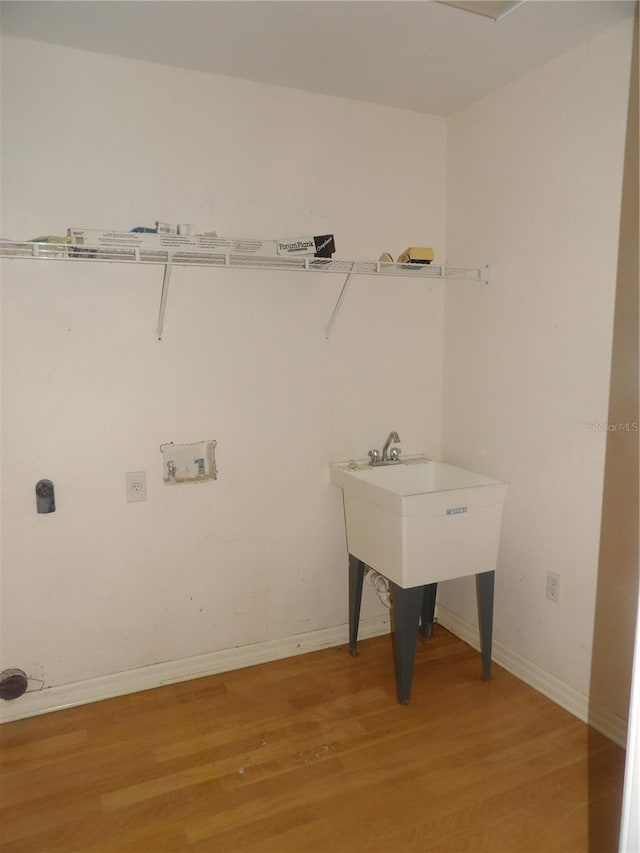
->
[[330, 456, 508, 588]]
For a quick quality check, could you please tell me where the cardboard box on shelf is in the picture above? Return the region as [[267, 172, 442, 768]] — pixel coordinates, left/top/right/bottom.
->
[[276, 234, 335, 258], [67, 228, 335, 259], [397, 247, 434, 264], [67, 228, 279, 257]]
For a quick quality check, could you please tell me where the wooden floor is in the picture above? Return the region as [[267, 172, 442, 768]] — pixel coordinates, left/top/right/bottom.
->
[[0, 627, 626, 853]]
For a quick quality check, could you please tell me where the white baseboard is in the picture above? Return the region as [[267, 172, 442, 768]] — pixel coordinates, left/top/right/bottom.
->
[[0, 615, 391, 724], [3, 609, 627, 748], [436, 603, 628, 748]]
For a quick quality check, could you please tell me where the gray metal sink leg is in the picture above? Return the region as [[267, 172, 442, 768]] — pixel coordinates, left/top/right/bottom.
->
[[476, 570, 495, 681], [348, 555, 366, 656], [390, 582, 424, 704], [420, 582, 438, 637]]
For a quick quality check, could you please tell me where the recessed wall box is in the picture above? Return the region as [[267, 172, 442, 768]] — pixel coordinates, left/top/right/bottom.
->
[[160, 440, 217, 484]]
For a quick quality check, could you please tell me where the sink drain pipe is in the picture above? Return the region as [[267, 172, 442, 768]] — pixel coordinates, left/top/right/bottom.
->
[[365, 567, 391, 609]]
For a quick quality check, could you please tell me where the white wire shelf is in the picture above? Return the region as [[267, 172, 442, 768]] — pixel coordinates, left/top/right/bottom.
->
[[0, 241, 489, 282], [1, 240, 489, 340]]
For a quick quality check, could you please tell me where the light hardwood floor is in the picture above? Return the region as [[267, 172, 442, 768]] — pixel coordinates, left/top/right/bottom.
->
[[0, 627, 626, 852]]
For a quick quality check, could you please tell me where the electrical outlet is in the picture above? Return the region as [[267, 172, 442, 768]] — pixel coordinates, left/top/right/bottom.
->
[[546, 571, 561, 604], [126, 471, 147, 503]]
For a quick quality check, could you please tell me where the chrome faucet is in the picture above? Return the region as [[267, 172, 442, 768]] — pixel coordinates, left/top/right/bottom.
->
[[382, 431, 400, 462], [368, 431, 401, 466]]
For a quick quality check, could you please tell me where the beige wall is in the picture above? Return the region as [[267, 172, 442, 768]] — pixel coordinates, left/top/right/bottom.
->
[[442, 18, 635, 719], [0, 37, 446, 689]]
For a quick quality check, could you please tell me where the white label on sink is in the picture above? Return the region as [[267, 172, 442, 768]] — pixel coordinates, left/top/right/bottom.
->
[[446, 506, 468, 515]]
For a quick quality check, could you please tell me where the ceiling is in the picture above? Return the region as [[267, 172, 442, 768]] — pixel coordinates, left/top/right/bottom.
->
[[0, 1, 634, 115]]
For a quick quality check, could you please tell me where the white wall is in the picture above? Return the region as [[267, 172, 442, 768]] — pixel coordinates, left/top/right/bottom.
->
[[0, 37, 447, 691], [441, 19, 635, 727], [2, 19, 634, 738]]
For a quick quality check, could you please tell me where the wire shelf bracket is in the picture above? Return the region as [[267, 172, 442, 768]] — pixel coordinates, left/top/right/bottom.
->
[[156, 256, 173, 341]]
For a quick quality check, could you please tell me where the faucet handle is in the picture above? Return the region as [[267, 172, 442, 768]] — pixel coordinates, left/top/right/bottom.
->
[[368, 449, 380, 466], [389, 447, 401, 461]]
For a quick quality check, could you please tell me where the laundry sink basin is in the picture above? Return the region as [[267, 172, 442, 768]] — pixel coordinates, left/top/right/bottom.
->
[[330, 457, 508, 588]]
